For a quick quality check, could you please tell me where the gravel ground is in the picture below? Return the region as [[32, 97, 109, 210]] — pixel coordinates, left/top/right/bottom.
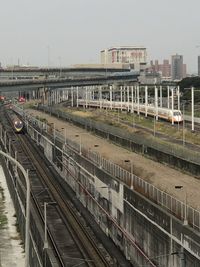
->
[[27, 108, 200, 210]]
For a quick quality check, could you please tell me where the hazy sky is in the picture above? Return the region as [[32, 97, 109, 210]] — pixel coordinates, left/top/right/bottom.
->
[[0, 0, 200, 73]]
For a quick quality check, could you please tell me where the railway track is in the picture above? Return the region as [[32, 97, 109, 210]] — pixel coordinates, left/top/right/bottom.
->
[[184, 119, 200, 132], [20, 134, 112, 267], [101, 110, 200, 149], [3, 107, 114, 267]]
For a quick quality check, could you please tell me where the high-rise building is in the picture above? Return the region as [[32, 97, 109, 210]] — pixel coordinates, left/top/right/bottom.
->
[[154, 60, 159, 72], [149, 56, 186, 80], [183, 64, 187, 78], [100, 46, 147, 71], [171, 54, 184, 80], [148, 59, 171, 78], [198, 56, 200, 76], [162, 59, 171, 78]]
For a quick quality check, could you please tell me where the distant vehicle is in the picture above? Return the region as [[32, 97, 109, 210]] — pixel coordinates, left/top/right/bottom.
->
[[78, 99, 183, 123], [0, 95, 5, 103], [18, 96, 25, 103]]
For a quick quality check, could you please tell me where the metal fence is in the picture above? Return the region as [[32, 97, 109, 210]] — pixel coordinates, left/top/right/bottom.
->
[[39, 105, 200, 166], [14, 105, 200, 231]]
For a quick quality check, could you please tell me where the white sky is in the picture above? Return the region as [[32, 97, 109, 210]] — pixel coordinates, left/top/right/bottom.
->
[[0, 0, 200, 73]]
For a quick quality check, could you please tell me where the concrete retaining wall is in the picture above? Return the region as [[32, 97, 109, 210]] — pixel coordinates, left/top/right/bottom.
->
[[30, 121, 200, 267]]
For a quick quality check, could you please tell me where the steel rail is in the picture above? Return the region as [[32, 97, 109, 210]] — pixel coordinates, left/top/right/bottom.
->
[[4, 108, 83, 266], [18, 132, 111, 267]]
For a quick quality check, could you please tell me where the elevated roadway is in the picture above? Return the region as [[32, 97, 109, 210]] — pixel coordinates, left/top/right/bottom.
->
[[0, 66, 129, 78], [0, 74, 139, 92]]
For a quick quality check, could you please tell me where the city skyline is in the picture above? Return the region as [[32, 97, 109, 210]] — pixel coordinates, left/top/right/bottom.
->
[[0, 0, 200, 73], [150, 55, 187, 80]]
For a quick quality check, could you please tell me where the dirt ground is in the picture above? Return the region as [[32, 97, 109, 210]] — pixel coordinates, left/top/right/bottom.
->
[[26, 108, 200, 210]]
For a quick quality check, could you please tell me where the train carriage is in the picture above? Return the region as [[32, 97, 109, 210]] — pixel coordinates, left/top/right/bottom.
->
[[78, 99, 183, 123]]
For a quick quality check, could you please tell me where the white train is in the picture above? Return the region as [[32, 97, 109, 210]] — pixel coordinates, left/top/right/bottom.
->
[[78, 99, 183, 123]]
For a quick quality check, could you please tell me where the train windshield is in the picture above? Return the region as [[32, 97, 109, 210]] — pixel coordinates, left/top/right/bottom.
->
[[173, 111, 181, 116], [15, 121, 23, 126]]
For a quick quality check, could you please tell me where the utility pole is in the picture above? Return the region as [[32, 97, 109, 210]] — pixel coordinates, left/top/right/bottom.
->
[[191, 86, 194, 131], [171, 87, 174, 125], [182, 102, 185, 146], [180, 247, 186, 267]]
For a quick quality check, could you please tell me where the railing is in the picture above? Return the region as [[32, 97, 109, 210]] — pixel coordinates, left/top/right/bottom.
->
[[14, 105, 200, 231], [40, 105, 200, 165]]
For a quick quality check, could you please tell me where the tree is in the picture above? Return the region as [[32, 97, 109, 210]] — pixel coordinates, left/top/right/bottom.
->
[[178, 77, 200, 91], [178, 77, 200, 103]]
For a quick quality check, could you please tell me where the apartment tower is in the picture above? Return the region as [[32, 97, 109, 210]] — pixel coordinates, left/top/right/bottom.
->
[[171, 54, 184, 80]]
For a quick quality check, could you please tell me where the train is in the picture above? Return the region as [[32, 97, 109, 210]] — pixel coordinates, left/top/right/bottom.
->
[[8, 110, 24, 133], [13, 118, 24, 133], [78, 99, 183, 123]]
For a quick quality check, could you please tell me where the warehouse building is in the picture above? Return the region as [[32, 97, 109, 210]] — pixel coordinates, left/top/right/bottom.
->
[[100, 46, 147, 72]]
